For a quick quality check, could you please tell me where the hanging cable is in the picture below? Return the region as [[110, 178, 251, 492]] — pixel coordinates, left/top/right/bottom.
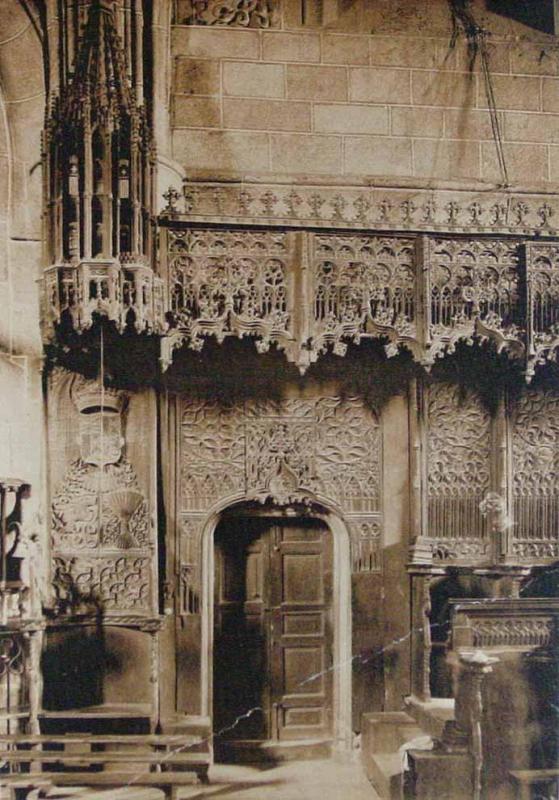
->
[[448, 0, 509, 188]]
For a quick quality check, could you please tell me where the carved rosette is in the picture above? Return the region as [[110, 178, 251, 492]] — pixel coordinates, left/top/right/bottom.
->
[[180, 395, 382, 572]]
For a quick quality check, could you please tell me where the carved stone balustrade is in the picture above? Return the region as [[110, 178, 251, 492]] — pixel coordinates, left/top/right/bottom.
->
[[451, 598, 559, 654], [43, 256, 165, 338], [158, 186, 559, 379]]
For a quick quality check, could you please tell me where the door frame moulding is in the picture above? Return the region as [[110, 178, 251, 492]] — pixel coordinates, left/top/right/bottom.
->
[[200, 499, 353, 754]]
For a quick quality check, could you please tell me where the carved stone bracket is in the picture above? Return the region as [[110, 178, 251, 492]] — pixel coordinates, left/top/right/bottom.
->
[[43, 258, 165, 340]]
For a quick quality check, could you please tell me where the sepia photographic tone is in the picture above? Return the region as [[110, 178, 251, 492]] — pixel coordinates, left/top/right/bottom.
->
[[0, 0, 559, 798]]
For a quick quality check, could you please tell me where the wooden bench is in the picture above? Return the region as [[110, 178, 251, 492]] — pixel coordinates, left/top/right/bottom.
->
[[0, 733, 210, 799], [8, 785, 164, 800], [510, 768, 559, 800]]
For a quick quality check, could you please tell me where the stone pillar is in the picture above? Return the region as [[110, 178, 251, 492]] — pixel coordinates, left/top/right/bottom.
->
[[25, 626, 45, 736], [452, 651, 499, 800], [408, 567, 444, 702]]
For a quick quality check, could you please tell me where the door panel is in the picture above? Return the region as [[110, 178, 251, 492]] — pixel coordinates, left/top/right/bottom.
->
[[282, 554, 323, 603], [270, 519, 333, 741], [213, 516, 333, 743]]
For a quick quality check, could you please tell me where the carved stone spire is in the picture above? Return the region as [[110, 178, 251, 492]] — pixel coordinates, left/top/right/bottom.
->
[[42, 0, 163, 340], [62, 0, 136, 124]]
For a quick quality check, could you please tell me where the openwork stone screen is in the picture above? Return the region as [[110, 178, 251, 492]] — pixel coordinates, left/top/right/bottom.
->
[[427, 383, 491, 559], [512, 389, 559, 559], [160, 224, 559, 381]]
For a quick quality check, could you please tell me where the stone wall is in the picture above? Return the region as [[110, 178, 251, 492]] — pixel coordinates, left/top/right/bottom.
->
[[171, 0, 559, 188], [0, 4, 46, 560]]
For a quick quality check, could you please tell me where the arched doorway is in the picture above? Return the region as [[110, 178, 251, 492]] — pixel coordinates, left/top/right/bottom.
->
[[201, 503, 352, 759]]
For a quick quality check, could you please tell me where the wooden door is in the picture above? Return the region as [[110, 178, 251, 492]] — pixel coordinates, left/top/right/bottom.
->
[[213, 516, 333, 743], [269, 519, 333, 741]]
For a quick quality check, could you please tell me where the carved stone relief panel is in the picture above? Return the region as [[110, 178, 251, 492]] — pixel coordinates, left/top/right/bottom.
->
[[245, 417, 317, 505], [181, 401, 245, 512], [427, 382, 491, 560], [180, 394, 382, 572], [310, 234, 417, 360], [511, 387, 559, 559], [52, 555, 151, 611], [313, 396, 381, 513], [175, 0, 279, 26], [49, 373, 155, 614], [469, 617, 553, 649]]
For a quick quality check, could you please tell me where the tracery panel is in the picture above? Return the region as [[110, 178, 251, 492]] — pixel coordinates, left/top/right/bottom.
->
[[526, 243, 559, 379], [179, 394, 382, 573], [426, 382, 491, 560], [310, 233, 417, 359], [428, 238, 521, 361], [165, 228, 292, 362], [511, 387, 559, 560]]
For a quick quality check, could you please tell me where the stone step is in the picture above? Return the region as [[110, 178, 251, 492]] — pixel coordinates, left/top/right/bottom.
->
[[404, 696, 455, 740], [362, 751, 404, 800], [215, 737, 332, 763], [362, 712, 423, 754]]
